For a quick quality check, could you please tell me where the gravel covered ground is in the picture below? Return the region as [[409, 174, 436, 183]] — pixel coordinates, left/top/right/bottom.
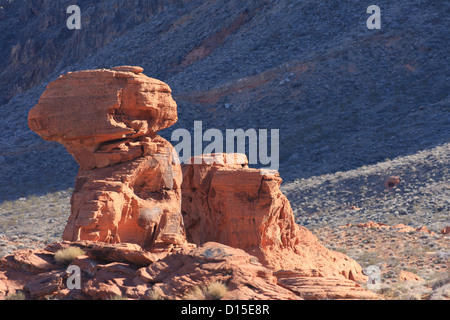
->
[[281, 142, 449, 299], [0, 189, 71, 256], [313, 224, 449, 300], [282, 143, 449, 232]]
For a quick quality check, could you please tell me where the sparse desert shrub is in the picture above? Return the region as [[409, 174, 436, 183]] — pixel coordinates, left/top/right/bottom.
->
[[109, 295, 127, 300], [147, 288, 165, 300], [54, 246, 86, 265], [430, 272, 450, 290], [380, 280, 429, 300], [183, 286, 205, 300], [426, 272, 450, 300], [204, 281, 228, 300], [5, 291, 25, 300], [428, 283, 450, 300], [182, 281, 228, 300]]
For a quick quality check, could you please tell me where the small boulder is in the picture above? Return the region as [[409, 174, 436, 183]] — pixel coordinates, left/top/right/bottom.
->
[[398, 270, 424, 282], [385, 176, 401, 188]]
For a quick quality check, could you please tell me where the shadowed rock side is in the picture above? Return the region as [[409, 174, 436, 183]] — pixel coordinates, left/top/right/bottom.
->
[[181, 154, 368, 282], [28, 67, 186, 252]]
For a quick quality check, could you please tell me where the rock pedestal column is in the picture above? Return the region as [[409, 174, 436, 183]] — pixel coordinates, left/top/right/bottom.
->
[[28, 66, 186, 252]]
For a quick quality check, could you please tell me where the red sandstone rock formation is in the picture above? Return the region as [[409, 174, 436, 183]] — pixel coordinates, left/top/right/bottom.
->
[[28, 66, 178, 170], [181, 154, 368, 282], [0, 241, 300, 300], [28, 67, 186, 252], [397, 270, 424, 282], [10, 67, 380, 300], [356, 221, 435, 235], [357, 221, 389, 229], [0, 241, 378, 300]]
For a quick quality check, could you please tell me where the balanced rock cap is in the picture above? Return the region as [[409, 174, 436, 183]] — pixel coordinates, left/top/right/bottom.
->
[[28, 67, 177, 169]]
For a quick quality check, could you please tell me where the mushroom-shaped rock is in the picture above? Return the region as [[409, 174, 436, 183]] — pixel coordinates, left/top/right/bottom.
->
[[28, 67, 185, 252], [28, 67, 178, 170]]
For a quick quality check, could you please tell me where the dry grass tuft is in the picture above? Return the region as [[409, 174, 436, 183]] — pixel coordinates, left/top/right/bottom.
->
[[108, 295, 128, 300], [182, 281, 228, 300], [147, 288, 165, 300], [5, 291, 25, 300], [204, 281, 228, 300], [54, 246, 86, 265], [183, 285, 206, 300]]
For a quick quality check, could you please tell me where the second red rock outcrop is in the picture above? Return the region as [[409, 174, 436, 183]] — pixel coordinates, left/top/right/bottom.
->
[[181, 153, 368, 282]]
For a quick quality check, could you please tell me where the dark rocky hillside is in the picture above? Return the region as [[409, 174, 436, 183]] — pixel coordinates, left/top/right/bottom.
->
[[0, 0, 449, 201]]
